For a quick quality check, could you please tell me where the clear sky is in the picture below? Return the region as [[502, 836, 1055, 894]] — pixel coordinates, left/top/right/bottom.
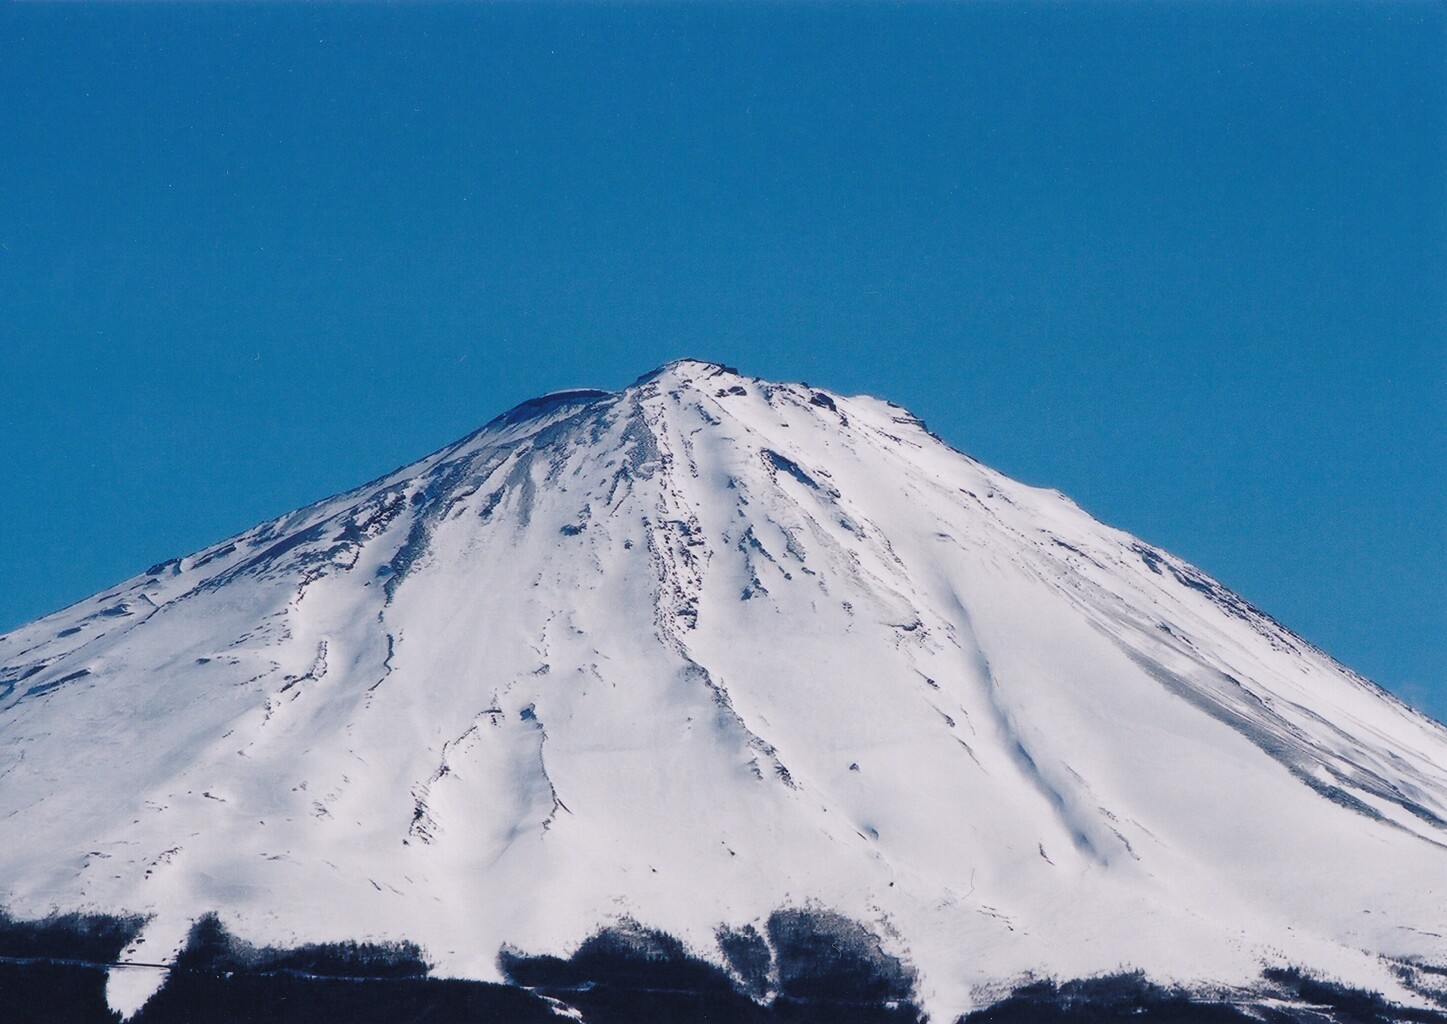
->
[[2, 3, 1443, 719]]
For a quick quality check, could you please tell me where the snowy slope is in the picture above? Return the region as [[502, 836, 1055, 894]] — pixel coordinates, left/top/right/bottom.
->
[[1, 359, 1444, 1020]]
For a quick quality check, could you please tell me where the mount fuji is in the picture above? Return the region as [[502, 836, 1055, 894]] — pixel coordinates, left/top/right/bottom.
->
[[1, 360, 1444, 1023]]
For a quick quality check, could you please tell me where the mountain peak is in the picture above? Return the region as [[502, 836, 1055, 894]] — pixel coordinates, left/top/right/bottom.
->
[[634, 357, 744, 382], [483, 360, 758, 434]]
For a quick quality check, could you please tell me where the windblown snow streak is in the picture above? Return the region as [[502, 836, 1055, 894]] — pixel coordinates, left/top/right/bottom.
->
[[1, 360, 1444, 1021]]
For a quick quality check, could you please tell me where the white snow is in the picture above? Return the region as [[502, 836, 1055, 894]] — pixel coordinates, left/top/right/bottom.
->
[[1, 358, 1443, 1020]]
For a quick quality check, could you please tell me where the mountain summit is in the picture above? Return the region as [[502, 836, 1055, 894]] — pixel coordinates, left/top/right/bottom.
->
[[2, 361, 1444, 1022]]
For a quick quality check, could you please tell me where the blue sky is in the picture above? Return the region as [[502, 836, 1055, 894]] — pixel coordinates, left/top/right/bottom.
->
[[1, 3, 1442, 718]]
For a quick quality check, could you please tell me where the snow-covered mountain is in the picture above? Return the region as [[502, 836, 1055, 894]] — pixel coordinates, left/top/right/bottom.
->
[[2, 359, 1444, 1022]]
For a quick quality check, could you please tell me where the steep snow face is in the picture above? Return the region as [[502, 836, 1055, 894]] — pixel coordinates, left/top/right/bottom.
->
[[1, 359, 1444, 1019]]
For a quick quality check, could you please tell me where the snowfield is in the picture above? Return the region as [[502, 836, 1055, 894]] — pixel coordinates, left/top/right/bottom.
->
[[1, 360, 1443, 1021]]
